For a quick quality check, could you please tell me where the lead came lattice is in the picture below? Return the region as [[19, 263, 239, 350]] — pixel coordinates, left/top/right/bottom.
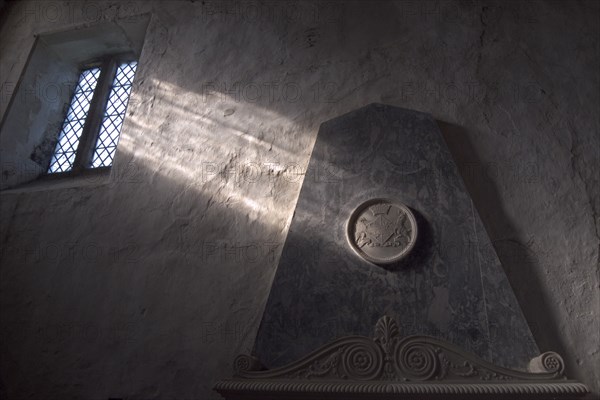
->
[[91, 61, 137, 168], [47, 68, 101, 173]]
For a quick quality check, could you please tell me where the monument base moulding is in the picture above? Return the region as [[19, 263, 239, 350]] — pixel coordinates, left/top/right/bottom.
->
[[214, 316, 589, 399]]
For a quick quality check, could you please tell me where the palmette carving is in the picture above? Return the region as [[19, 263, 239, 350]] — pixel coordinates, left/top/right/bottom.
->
[[234, 316, 567, 382]]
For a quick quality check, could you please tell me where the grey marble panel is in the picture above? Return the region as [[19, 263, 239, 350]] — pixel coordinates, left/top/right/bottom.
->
[[253, 104, 538, 370]]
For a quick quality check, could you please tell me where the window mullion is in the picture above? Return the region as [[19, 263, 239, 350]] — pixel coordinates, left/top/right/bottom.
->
[[73, 58, 117, 171]]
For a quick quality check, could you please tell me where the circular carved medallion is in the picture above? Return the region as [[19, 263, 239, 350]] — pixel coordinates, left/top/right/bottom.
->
[[347, 199, 418, 264]]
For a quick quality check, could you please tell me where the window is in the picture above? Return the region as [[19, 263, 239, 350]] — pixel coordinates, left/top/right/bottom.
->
[[0, 16, 150, 191], [47, 57, 138, 174], [47, 68, 101, 173]]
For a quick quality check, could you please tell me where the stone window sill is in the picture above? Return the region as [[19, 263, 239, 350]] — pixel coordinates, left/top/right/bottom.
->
[[1, 167, 111, 193]]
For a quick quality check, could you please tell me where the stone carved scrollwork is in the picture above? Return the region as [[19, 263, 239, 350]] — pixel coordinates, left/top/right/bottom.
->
[[529, 351, 565, 375], [215, 316, 587, 399], [233, 355, 264, 375], [340, 338, 384, 380], [232, 316, 568, 382], [395, 341, 439, 380]]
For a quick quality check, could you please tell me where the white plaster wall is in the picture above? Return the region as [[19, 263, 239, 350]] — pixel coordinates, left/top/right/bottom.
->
[[0, 39, 78, 188], [0, 1, 598, 399]]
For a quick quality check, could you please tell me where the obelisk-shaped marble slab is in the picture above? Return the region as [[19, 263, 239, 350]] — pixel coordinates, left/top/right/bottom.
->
[[254, 104, 538, 370]]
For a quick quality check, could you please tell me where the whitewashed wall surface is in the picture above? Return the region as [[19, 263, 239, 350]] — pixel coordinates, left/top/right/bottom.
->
[[0, 1, 598, 399]]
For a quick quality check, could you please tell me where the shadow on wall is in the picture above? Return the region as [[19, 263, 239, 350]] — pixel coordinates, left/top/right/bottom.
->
[[0, 68, 311, 398], [0, 141, 287, 399], [0, 0, 594, 396], [437, 121, 575, 381]]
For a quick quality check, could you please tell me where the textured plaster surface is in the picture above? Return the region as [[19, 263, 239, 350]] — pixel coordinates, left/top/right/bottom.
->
[[0, 1, 598, 399]]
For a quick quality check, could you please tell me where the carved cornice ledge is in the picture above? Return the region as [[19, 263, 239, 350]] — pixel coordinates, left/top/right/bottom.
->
[[214, 316, 589, 399]]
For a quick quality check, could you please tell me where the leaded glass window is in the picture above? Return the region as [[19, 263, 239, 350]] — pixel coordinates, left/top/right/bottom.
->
[[47, 68, 101, 173], [92, 61, 137, 168], [47, 58, 138, 175]]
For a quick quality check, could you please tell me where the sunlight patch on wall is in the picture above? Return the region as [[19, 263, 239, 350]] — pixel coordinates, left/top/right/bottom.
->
[[116, 77, 310, 231]]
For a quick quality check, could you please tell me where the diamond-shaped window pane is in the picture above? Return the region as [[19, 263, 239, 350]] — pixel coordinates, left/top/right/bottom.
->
[[48, 67, 101, 173], [75, 68, 101, 93], [92, 61, 137, 168]]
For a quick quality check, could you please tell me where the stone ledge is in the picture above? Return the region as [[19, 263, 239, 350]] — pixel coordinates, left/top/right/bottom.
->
[[214, 380, 589, 399]]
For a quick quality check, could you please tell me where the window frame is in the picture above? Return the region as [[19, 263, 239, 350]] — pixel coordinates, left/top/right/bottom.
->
[[46, 51, 137, 178]]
